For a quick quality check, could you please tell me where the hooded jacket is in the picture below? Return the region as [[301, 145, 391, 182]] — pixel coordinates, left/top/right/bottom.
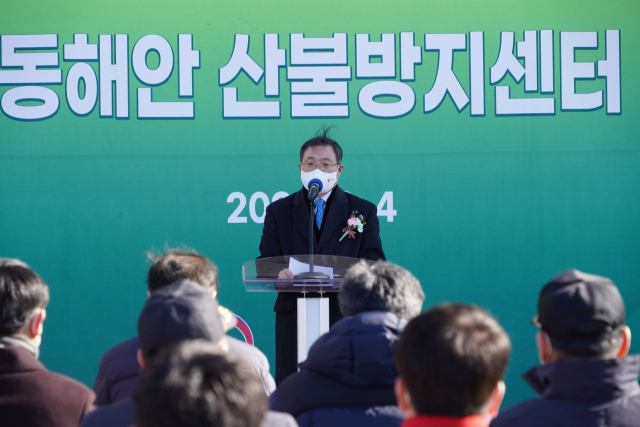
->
[[491, 355, 640, 427], [271, 311, 405, 427]]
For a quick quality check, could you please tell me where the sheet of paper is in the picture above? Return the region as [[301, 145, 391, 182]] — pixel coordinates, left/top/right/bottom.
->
[[289, 257, 334, 279]]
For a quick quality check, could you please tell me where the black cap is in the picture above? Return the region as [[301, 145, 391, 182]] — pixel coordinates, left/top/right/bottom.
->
[[537, 269, 625, 343], [138, 280, 225, 359]]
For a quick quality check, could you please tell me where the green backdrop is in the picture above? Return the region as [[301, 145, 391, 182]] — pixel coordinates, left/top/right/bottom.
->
[[1, 0, 639, 410]]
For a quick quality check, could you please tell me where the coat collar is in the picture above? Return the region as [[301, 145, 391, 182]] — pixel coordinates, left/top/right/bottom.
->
[[317, 186, 348, 252], [0, 334, 39, 359], [291, 187, 315, 248], [522, 354, 640, 403], [291, 185, 348, 252], [0, 345, 47, 375]]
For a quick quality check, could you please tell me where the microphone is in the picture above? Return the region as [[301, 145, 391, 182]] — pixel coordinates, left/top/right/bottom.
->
[[307, 178, 323, 201]]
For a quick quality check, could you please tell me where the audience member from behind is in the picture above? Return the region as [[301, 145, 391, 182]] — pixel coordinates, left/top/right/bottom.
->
[[272, 260, 425, 427], [0, 258, 95, 427], [80, 280, 228, 427], [395, 303, 511, 427], [491, 269, 639, 427], [93, 250, 275, 406], [136, 340, 297, 427]]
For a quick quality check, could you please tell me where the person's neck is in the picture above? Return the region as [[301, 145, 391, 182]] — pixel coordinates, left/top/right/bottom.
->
[[404, 413, 489, 427]]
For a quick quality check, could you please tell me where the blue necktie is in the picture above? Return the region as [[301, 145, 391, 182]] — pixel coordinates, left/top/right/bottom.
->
[[315, 199, 325, 230]]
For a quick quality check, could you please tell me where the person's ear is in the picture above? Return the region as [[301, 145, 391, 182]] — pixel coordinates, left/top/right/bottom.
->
[[28, 308, 46, 347], [29, 308, 46, 336], [209, 288, 218, 299], [486, 380, 506, 419], [617, 326, 631, 358], [336, 164, 343, 178], [394, 377, 415, 418], [147, 290, 151, 299], [137, 349, 146, 370], [536, 331, 553, 363]]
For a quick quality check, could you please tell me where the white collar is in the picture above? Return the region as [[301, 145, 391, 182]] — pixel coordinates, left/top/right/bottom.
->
[[314, 189, 332, 213], [318, 188, 332, 202]]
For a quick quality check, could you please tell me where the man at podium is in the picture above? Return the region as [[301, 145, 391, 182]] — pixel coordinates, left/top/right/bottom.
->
[[258, 129, 386, 384]]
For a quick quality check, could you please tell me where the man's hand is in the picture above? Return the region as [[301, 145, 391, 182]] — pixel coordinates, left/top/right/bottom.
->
[[278, 269, 294, 279]]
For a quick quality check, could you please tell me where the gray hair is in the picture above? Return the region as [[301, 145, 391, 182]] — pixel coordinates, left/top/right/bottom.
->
[[0, 258, 30, 268], [339, 260, 425, 319]]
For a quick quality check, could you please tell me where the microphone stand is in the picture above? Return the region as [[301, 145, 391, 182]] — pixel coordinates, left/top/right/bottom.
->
[[294, 196, 330, 281]]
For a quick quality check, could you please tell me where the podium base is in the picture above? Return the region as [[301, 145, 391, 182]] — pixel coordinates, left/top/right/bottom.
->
[[294, 271, 330, 279], [297, 297, 329, 363]]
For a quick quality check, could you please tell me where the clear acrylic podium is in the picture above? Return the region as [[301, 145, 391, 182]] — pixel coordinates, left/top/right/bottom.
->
[[242, 255, 374, 363]]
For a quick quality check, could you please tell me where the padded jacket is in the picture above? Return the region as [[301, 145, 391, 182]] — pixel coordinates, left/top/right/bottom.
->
[[492, 355, 640, 427], [271, 311, 405, 427]]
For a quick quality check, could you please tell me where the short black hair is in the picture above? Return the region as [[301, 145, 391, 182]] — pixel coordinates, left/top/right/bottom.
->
[[299, 125, 343, 164], [550, 326, 624, 360], [395, 303, 511, 416], [147, 250, 219, 293], [135, 340, 267, 427], [339, 261, 424, 319], [0, 259, 50, 336]]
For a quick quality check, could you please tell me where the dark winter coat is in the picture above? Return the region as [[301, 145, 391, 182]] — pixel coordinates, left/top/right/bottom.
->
[[491, 355, 640, 427], [0, 345, 95, 427], [79, 398, 298, 427], [258, 186, 386, 384], [271, 311, 405, 427]]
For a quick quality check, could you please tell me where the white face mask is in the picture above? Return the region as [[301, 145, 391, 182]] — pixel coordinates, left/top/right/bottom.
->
[[301, 169, 338, 193]]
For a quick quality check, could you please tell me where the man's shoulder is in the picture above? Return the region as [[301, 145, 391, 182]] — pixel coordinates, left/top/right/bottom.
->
[[277, 369, 396, 417], [0, 346, 91, 395], [268, 190, 301, 211], [227, 336, 276, 394], [100, 337, 139, 364], [93, 336, 140, 405], [491, 398, 591, 427], [342, 190, 373, 204], [227, 336, 269, 363], [341, 190, 377, 212], [0, 347, 94, 426], [295, 405, 402, 427], [491, 399, 543, 427], [266, 187, 376, 211], [15, 363, 95, 412], [80, 398, 134, 427], [41, 369, 94, 393], [97, 337, 140, 379], [264, 410, 299, 427], [0, 345, 45, 372]]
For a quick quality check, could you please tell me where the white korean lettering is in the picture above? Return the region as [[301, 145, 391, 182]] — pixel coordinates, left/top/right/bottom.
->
[[469, 31, 485, 116], [356, 33, 395, 78], [424, 34, 469, 112], [178, 34, 200, 97], [400, 32, 422, 81], [597, 29, 621, 114], [560, 31, 602, 111], [99, 34, 129, 118], [290, 33, 347, 65]]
